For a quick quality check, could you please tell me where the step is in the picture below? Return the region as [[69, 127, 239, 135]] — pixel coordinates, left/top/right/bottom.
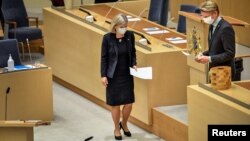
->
[[153, 104, 188, 141]]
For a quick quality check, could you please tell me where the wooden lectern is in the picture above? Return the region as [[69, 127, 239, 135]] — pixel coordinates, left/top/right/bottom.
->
[[0, 67, 53, 121], [179, 11, 249, 85], [0, 120, 50, 141]]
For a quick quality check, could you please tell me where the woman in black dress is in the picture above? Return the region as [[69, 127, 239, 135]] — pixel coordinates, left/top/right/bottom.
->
[[100, 13, 137, 140]]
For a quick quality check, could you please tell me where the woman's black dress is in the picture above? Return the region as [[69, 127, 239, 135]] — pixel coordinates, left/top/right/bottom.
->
[[106, 38, 135, 106]]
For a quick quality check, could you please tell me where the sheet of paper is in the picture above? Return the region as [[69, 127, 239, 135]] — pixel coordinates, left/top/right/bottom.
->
[[166, 37, 183, 41], [126, 15, 132, 18], [143, 27, 160, 31], [146, 30, 169, 35], [128, 18, 141, 22], [169, 40, 187, 44], [130, 67, 152, 79]]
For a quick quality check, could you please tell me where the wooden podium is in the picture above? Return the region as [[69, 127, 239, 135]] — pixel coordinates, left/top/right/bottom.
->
[[0, 67, 53, 121], [0, 120, 50, 141], [179, 11, 249, 85], [188, 81, 250, 141]]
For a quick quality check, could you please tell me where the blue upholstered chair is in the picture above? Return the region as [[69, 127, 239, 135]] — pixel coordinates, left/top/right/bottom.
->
[[0, 0, 42, 43], [0, 39, 21, 68], [148, 0, 169, 26], [177, 4, 200, 34]]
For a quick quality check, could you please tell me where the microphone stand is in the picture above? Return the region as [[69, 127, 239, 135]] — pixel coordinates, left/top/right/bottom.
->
[[102, 2, 118, 26], [26, 39, 33, 66], [5, 87, 10, 120], [79, 7, 97, 21], [133, 31, 151, 45], [131, 7, 148, 29]]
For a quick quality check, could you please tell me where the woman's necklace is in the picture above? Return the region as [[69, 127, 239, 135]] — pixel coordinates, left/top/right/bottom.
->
[[118, 38, 122, 43]]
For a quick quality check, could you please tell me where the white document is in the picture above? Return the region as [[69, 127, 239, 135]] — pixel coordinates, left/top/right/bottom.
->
[[143, 27, 160, 31], [130, 67, 152, 79], [126, 15, 132, 18], [146, 30, 169, 35], [128, 18, 141, 22], [169, 39, 187, 44], [166, 37, 183, 41]]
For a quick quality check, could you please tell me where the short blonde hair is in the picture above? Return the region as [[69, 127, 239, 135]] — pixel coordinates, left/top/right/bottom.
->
[[110, 13, 128, 32], [200, 0, 219, 13]]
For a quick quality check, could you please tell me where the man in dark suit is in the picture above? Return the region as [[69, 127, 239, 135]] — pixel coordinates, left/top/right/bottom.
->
[[195, 0, 236, 80]]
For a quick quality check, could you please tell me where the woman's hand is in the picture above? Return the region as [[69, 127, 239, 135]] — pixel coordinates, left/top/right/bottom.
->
[[133, 65, 137, 71], [101, 77, 108, 87]]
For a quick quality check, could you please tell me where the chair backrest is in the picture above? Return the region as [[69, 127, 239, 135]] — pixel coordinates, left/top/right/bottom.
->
[[95, 0, 118, 3], [51, 0, 64, 6], [1, 0, 29, 28], [0, 39, 21, 67], [148, 0, 169, 26], [0, 0, 4, 29], [177, 4, 200, 34]]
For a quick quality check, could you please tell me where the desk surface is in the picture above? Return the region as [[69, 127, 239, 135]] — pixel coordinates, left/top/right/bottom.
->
[[83, 5, 187, 49], [179, 11, 250, 27], [0, 120, 49, 127], [57, 4, 187, 51], [0, 66, 48, 74]]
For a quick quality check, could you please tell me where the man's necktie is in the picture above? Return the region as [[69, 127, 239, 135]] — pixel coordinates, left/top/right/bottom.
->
[[209, 25, 214, 40]]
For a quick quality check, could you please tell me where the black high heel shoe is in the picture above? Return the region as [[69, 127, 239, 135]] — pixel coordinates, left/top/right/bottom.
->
[[114, 130, 122, 140], [119, 122, 132, 137]]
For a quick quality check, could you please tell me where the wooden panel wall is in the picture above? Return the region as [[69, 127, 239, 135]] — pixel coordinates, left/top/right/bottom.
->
[[170, 0, 250, 47]]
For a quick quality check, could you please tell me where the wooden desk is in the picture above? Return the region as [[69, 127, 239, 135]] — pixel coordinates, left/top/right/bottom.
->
[[0, 68, 53, 121], [43, 4, 189, 125], [82, 4, 187, 49], [187, 81, 250, 141], [0, 120, 49, 141]]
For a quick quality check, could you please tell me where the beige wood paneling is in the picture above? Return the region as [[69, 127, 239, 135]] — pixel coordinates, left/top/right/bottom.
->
[[0, 68, 53, 121], [0, 127, 33, 141], [153, 109, 188, 141], [188, 83, 250, 141]]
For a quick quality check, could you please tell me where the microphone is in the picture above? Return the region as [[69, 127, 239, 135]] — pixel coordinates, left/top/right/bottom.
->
[[102, 2, 119, 26], [131, 7, 148, 29], [79, 7, 97, 22], [133, 31, 151, 45], [129, 7, 150, 45], [5, 87, 10, 120]]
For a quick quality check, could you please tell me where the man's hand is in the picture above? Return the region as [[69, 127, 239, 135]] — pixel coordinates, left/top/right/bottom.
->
[[195, 55, 209, 64]]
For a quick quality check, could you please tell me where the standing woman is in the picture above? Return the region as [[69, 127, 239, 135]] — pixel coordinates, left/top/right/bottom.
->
[[100, 13, 137, 140]]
